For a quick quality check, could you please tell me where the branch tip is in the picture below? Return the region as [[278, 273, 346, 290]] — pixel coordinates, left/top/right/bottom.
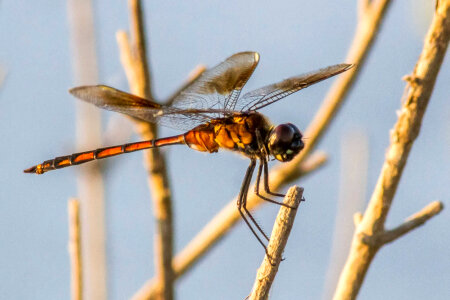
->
[[380, 201, 444, 245], [334, 1, 450, 297], [248, 186, 304, 300]]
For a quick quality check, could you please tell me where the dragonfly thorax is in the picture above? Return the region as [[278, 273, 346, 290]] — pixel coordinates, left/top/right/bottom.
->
[[267, 123, 304, 162]]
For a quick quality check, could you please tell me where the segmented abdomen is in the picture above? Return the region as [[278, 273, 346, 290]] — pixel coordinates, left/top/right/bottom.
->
[[183, 129, 219, 153]]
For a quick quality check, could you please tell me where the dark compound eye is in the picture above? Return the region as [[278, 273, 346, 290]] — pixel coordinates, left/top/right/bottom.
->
[[268, 123, 304, 162]]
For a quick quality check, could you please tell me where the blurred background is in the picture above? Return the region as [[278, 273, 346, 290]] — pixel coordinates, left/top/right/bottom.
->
[[1, 1, 449, 299]]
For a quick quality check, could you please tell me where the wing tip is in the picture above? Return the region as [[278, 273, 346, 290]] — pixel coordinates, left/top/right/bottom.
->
[[331, 63, 354, 76], [69, 85, 109, 99], [231, 51, 260, 63], [344, 63, 355, 71], [254, 52, 260, 62], [68, 86, 79, 96]]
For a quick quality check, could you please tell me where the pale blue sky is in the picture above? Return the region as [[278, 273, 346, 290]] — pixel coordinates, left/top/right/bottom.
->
[[1, 1, 449, 299]]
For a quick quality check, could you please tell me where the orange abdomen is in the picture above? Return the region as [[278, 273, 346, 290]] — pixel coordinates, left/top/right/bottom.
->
[[184, 128, 219, 153]]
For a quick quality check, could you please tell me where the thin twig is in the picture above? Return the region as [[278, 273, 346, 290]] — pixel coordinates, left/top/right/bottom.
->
[[248, 186, 303, 300], [128, 0, 152, 98], [379, 201, 444, 245], [333, 1, 450, 299], [117, 1, 174, 299], [165, 64, 207, 105], [132, 153, 326, 300], [68, 199, 82, 300]]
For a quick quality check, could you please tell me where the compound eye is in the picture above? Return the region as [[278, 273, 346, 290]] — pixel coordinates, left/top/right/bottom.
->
[[268, 123, 304, 162]]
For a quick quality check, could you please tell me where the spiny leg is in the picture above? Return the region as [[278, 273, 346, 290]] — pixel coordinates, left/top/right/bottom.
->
[[263, 158, 305, 204], [254, 158, 292, 208], [242, 164, 270, 243], [262, 158, 285, 198], [237, 159, 270, 253], [254, 128, 285, 200]]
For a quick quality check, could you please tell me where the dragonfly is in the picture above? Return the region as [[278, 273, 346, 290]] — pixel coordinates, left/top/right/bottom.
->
[[25, 52, 352, 252]]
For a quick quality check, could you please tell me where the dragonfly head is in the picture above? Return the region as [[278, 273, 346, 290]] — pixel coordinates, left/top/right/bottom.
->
[[268, 123, 304, 162]]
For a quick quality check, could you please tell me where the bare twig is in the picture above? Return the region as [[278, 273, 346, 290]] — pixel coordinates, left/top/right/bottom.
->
[[67, 0, 107, 299], [333, 1, 450, 299], [248, 187, 304, 300], [127, 0, 152, 97], [116, 1, 174, 299], [132, 153, 326, 300], [377, 201, 443, 245], [68, 199, 82, 300], [165, 64, 207, 105]]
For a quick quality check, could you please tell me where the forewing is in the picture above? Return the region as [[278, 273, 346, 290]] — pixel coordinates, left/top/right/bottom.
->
[[171, 51, 260, 113], [70, 85, 161, 109], [237, 64, 353, 111], [69, 85, 211, 131]]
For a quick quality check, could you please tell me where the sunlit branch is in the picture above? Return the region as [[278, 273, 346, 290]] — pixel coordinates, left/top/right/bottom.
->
[[379, 201, 444, 245], [248, 187, 303, 300], [333, 1, 449, 299]]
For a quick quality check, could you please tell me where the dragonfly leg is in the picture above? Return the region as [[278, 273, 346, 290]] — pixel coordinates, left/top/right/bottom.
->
[[254, 159, 284, 205], [237, 159, 270, 253], [253, 158, 298, 209], [263, 158, 286, 198], [254, 128, 286, 199]]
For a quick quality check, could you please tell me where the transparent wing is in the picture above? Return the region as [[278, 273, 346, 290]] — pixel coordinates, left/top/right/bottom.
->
[[70, 85, 227, 131], [172, 51, 260, 112], [69, 85, 162, 109], [237, 64, 353, 112]]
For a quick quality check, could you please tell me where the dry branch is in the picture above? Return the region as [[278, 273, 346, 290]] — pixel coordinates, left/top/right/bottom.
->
[[68, 199, 82, 300], [372, 201, 443, 246], [333, 1, 449, 299], [117, 1, 174, 299], [248, 187, 304, 300], [132, 0, 395, 297]]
